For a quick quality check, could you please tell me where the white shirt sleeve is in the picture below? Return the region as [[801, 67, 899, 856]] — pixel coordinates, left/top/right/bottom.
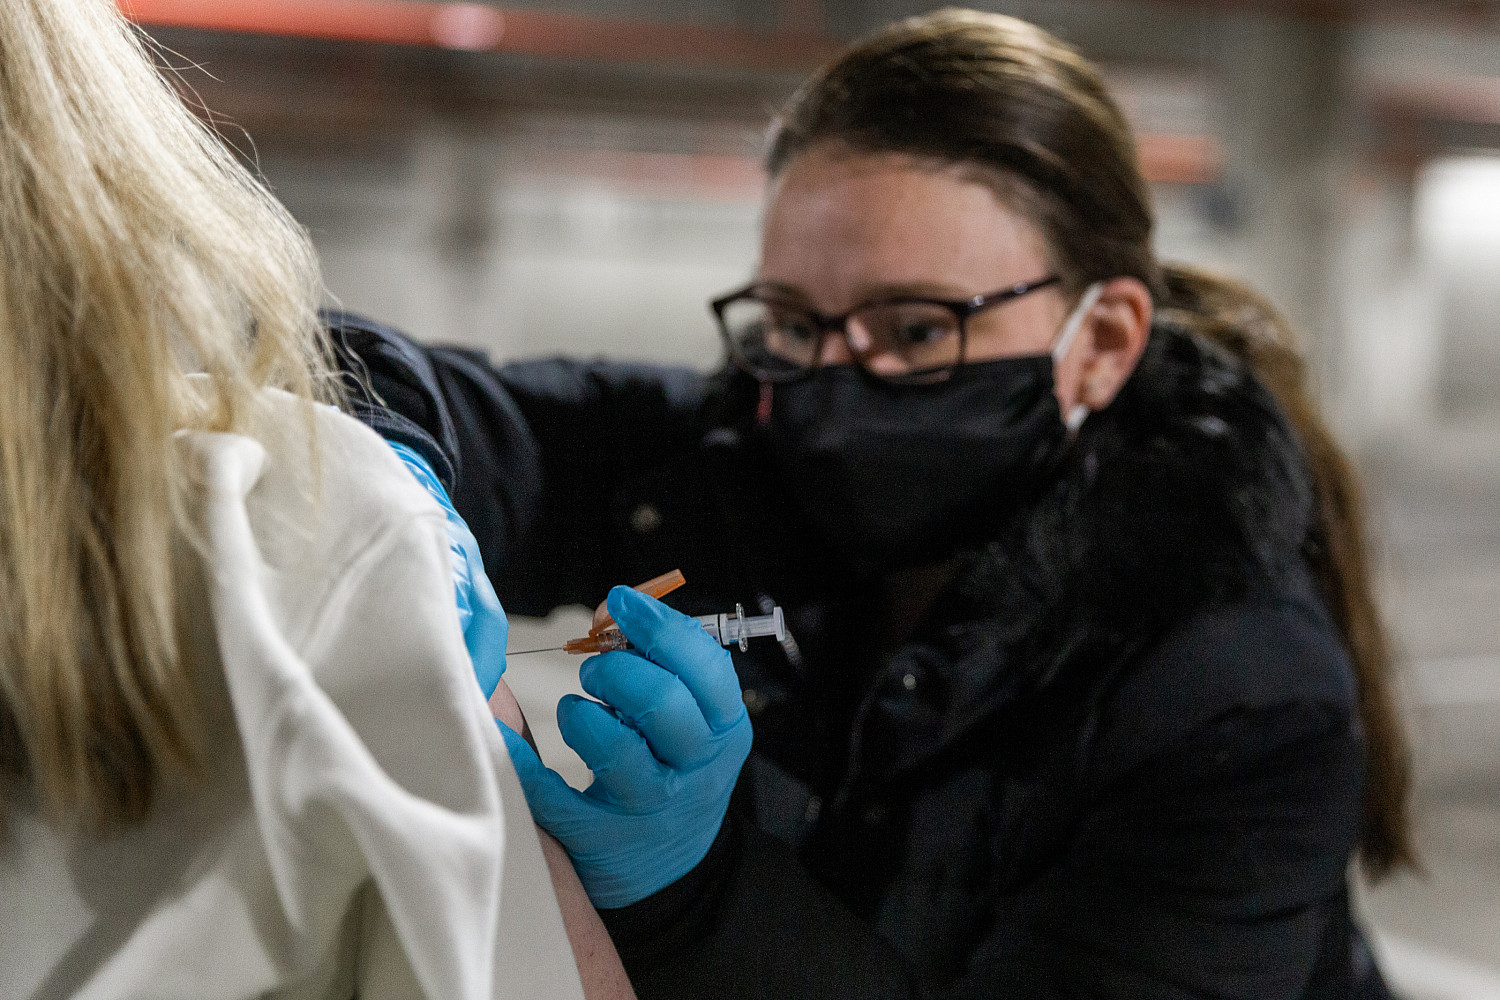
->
[[197, 429, 582, 1000]]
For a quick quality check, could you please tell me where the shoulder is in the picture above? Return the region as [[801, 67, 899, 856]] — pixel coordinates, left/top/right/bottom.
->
[[1087, 582, 1358, 787], [187, 388, 446, 652], [253, 387, 437, 537]]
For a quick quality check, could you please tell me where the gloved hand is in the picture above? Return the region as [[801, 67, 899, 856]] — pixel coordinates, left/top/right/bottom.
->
[[499, 586, 753, 908], [387, 441, 508, 699]]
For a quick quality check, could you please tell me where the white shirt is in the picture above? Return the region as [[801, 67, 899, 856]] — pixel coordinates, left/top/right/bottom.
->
[[0, 392, 583, 1000]]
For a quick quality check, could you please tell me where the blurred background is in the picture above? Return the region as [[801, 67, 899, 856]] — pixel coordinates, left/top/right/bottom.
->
[[127, 1, 1498, 994]]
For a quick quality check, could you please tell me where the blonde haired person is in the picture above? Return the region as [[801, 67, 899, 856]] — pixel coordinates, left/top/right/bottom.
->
[[0, 1, 631, 997]]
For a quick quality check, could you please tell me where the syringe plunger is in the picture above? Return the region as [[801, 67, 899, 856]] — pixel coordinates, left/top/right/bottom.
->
[[694, 605, 786, 651]]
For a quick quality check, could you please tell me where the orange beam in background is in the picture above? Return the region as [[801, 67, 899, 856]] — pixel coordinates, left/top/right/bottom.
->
[[1145, 0, 1499, 26], [1367, 76, 1500, 128], [118, 0, 838, 70], [119, 1, 1224, 185], [1137, 133, 1223, 186], [121, 0, 448, 46]]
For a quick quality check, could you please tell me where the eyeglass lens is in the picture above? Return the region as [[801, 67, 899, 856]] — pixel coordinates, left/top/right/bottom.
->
[[720, 297, 963, 381]]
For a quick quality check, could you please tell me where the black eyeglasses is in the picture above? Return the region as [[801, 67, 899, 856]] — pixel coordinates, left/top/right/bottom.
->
[[710, 275, 1061, 385]]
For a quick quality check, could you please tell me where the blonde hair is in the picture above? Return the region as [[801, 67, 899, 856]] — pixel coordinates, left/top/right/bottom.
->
[[0, 0, 334, 827]]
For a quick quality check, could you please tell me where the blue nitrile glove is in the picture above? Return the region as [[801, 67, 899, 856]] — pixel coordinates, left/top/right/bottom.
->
[[499, 586, 753, 908], [387, 441, 508, 699]]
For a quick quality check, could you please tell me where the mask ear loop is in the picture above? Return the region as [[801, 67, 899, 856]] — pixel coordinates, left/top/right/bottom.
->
[[1050, 282, 1106, 434]]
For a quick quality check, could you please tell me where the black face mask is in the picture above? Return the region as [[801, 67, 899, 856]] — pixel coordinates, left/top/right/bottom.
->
[[762, 356, 1072, 572]]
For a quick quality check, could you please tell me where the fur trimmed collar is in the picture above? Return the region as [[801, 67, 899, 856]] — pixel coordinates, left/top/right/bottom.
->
[[857, 322, 1316, 783]]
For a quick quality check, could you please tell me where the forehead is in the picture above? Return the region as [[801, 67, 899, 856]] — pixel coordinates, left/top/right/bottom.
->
[[758, 149, 1051, 290]]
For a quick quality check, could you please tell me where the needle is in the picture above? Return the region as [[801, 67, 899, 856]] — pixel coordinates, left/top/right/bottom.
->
[[508, 646, 564, 655]]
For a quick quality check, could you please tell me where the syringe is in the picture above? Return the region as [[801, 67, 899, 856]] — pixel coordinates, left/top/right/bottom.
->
[[510, 603, 786, 656]]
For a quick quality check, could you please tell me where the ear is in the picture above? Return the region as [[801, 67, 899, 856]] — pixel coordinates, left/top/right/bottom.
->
[[1055, 277, 1152, 415]]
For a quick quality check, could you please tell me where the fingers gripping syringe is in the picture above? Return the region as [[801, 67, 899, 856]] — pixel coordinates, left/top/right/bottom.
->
[[558, 604, 786, 655], [506, 568, 787, 656]]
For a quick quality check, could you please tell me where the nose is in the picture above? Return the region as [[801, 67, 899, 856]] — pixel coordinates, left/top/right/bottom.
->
[[817, 318, 906, 377], [815, 326, 856, 366], [814, 319, 873, 366]]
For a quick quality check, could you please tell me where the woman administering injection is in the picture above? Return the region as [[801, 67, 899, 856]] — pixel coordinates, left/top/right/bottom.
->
[[343, 10, 1411, 998]]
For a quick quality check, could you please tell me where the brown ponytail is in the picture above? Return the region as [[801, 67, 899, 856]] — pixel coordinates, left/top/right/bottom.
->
[[768, 8, 1413, 879], [1158, 265, 1415, 879]]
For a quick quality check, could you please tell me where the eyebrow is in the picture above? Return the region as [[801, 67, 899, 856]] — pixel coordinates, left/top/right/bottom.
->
[[753, 280, 807, 301]]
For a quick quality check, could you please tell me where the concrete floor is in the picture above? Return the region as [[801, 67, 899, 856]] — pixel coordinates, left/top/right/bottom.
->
[[1361, 796, 1500, 997]]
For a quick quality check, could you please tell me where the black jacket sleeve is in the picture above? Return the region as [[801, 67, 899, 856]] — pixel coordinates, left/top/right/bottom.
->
[[327, 310, 707, 612]]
